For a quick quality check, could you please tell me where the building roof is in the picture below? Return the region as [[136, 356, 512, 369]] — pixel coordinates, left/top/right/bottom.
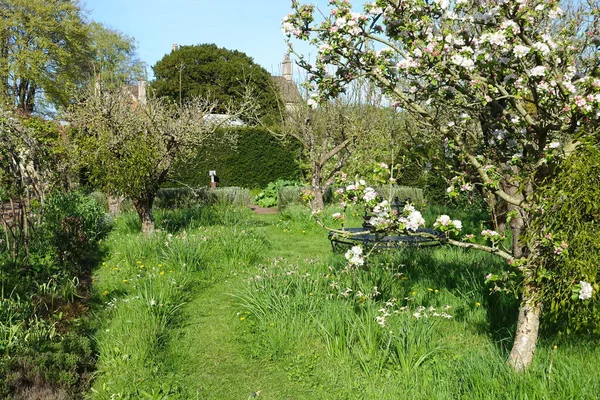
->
[[202, 114, 245, 127]]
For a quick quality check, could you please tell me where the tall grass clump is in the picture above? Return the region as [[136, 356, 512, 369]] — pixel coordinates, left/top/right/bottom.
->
[[90, 230, 198, 398]]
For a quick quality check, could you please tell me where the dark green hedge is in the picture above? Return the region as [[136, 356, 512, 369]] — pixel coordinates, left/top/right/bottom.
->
[[170, 127, 302, 188]]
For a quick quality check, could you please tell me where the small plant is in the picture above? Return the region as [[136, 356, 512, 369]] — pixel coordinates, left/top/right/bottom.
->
[[253, 180, 302, 208]]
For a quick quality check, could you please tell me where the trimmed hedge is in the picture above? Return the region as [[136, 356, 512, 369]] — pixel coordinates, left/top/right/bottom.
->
[[170, 127, 302, 188]]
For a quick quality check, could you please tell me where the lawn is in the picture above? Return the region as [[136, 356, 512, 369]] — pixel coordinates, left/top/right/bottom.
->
[[88, 204, 600, 399]]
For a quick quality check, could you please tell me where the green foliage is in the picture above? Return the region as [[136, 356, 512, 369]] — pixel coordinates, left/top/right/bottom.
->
[[151, 43, 280, 122], [90, 206, 266, 398], [0, 0, 91, 112], [87, 22, 145, 88], [41, 191, 111, 276], [531, 144, 600, 334], [68, 85, 227, 232], [170, 127, 302, 188], [0, 191, 108, 399], [253, 179, 301, 208]]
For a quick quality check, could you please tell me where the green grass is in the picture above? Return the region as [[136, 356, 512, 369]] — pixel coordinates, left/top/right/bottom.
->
[[89, 204, 600, 399]]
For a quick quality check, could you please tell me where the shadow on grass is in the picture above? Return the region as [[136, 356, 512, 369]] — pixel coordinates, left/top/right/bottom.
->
[[113, 205, 261, 234], [361, 245, 520, 356]]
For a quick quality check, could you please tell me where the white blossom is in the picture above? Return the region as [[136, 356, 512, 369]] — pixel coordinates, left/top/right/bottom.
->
[[579, 281, 593, 300], [488, 31, 507, 46], [529, 66, 547, 77], [434, 215, 451, 227], [345, 245, 364, 267], [532, 42, 551, 56], [451, 54, 475, 70], [513, 45, 530, 58]]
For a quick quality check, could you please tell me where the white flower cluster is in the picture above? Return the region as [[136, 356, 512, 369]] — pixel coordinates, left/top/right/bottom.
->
[[344, 245, 364, 267], [398, 204, 425, 232], [481, 229, 500, 238], [579, 281, 593, 300], [412, 305, 453, 319], [433, 215, 462, 231], [362, 187, 378, 202], [369, 200, 392, 230]]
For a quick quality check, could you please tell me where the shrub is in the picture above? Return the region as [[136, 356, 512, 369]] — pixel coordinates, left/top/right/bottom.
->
[[154, 187, 249, 209], [41, 191, 111, 276], [376, 185, 425, 208]]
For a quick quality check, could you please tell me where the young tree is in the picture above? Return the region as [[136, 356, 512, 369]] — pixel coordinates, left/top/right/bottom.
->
[[151, 44, 279, 123], [67, 85, 250, 233], [278, 79, 400, 211], [284, 0, 599, 370]]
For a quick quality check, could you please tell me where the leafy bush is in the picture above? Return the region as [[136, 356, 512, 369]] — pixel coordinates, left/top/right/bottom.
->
[[253, 180, 301, 208], [531, 144, 600, 334], [41, 192, 111, 276]]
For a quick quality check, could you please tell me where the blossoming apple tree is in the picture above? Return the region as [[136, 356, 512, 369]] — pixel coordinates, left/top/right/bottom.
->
[[284, 0, 599, 370]]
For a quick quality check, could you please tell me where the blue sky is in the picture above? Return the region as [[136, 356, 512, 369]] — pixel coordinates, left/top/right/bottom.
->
[[82, 0, 326, 79]]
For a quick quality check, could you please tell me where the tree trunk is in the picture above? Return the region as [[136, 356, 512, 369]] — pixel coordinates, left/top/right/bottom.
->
[[310, 170, 325, 212], [133, 197, 155, 234], [311, 187, 325, 212], [509, 282, 542, 372]]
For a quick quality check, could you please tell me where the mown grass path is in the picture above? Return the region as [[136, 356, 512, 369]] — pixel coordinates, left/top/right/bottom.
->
[[167, 213, 329, 399]]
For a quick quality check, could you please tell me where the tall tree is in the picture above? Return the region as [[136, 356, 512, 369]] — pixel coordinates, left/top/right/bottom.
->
[[285, 0, 600, 370], [0, 0, 90, 113], [87, 22, 146, 88], [151, 44, 280, 122]]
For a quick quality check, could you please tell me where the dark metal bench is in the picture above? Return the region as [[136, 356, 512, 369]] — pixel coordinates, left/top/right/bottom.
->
[[327, 197, 445, 252], [328, 227, 445, 252]]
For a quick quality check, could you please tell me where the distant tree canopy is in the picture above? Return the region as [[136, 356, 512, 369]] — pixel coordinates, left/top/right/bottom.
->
[[0, 0, 90, 113], [151, 44, 280, 122], [87, 22, 146, 88], [0, 0, 144, 114]]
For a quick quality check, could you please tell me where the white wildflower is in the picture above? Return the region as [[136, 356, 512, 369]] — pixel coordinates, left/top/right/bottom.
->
[[579, 281, 593, 300]]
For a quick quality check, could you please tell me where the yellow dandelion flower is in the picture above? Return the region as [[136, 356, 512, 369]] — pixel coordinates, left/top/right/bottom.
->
[[475, 302, 481, 307], [427, 288, 433, 292], [102, 290, 108, 296], [240, 316, 246, 321], [113, 267, 119, 271], [136, 260, 142, 264], [158, 264, 163, 267], [309, 292, 313, 296], [159, 271, 165, 275], [122, 279, 128, 283], [434, 289, 439, 293], [412, 291, 416, 295], [553, 345, 558, 350]]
